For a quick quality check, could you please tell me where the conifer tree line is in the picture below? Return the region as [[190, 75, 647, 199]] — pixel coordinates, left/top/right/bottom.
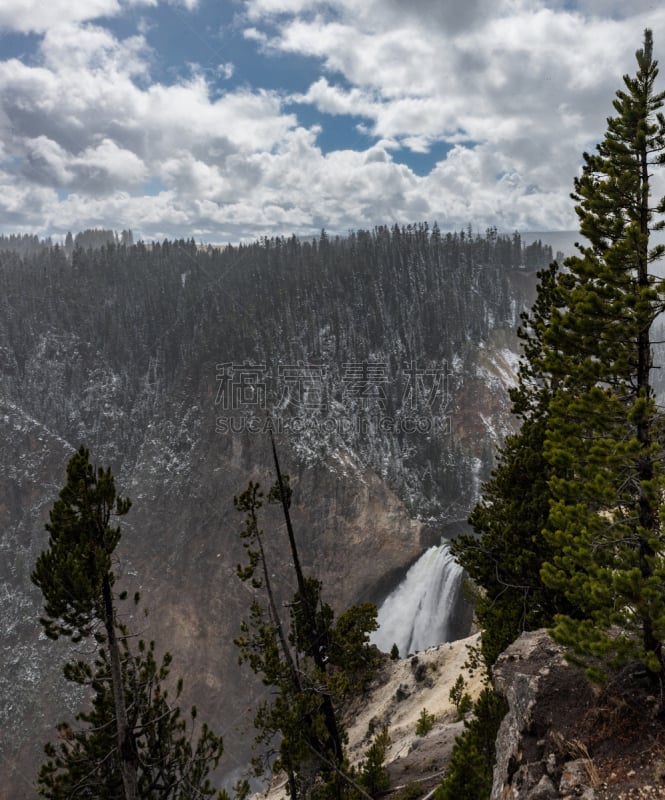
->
[[0, 218, 547, 520], [455, 28, 665, 682]]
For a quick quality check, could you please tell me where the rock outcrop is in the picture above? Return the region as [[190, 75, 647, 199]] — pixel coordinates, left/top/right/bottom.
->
[[491, 630, 665, 800], [491, 630, 595, 800]]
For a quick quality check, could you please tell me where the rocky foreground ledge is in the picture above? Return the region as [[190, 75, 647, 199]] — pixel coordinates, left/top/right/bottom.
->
[[492, 629, 665, 800], [255, 629, 665, 799]]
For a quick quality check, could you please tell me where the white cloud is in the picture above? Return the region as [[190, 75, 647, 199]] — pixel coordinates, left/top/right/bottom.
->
[[217, 62, 235, 80], [24, 136, 74, 185], [0, 0, 197, 35], [0, 1, 665, 240], [168, 0, 199, 9], [0, 0, 122, 33], [234, 0, 665, 235], [291, 78, 378, 116], [40, 23, 150, 77], [74, 138, 148, 190]]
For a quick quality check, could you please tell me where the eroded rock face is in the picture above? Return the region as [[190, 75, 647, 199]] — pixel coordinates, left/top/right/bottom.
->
[[259, 633, 485, 800], [491, 629, 596, 800]]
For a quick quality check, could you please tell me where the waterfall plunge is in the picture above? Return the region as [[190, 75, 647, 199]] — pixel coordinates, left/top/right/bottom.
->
[[371, 541, 467, 656]]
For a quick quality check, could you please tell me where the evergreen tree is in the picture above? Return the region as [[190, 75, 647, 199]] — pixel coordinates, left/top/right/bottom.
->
[[355, 727, 390, 797], [233, 446, 379, 799], [37, 631, 223, 799], [433, 688, 507, 800], [32, 445, 139, 800], [452, 262, 572, 667], [541, 30, 665, 681], [33, 447, 223, 798]]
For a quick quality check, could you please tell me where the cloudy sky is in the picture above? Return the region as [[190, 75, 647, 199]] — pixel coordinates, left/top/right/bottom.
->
[[0, 0, 663, 243]]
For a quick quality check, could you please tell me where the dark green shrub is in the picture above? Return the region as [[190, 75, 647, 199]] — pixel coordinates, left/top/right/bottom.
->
[[434, 688, 507, 800], [415, 708, 435, 736]]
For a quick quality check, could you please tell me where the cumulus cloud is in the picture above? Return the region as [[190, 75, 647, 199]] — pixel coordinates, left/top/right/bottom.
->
[[0, 0, 664, 240], [235, 0, 665, 233], [0, 0, 200, 33], [0, 0, 122, 33]]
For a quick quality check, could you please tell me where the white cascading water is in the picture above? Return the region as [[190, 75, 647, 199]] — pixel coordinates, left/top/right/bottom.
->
[[371, 540, 465, 656]]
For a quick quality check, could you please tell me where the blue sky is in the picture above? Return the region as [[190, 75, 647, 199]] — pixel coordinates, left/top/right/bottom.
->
[[0, 0, 664, 242]]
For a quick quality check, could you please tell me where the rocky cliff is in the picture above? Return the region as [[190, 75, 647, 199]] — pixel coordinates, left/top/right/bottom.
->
[[0, 226, 548, 796], [491, 630, 665, 800]]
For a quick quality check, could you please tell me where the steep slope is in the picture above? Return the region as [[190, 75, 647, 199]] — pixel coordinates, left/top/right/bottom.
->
[[258, 632, 484, 800], [0, 226, 544, 795]]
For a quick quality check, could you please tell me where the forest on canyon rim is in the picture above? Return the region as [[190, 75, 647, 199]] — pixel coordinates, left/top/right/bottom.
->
[[0, 221, 550, 798]]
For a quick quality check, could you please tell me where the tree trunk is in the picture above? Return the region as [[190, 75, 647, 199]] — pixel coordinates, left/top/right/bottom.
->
[[636, 137, 663, 675], [270, 434, 345, 766], [102, 574, 139, 800]]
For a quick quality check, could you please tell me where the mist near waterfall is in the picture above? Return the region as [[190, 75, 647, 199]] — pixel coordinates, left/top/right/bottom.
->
[[371, 541, 469, 657]]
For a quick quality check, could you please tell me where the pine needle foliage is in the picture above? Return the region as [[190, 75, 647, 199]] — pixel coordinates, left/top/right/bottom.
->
[[541, 29, 665, 681], [37, 633, 224, 799], [453, 262, 574, 668], [33, 446, 223, 799], [32, 445, 131, 643]]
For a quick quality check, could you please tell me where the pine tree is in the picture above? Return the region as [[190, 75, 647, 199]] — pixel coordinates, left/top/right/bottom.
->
[[541, 30, 665, 681], [33, 446, 224, 798], [37, 631, 223, 799], [32, 445, 140, 800], [433, 688, 507, 800], [233, 443, 379, 799], [452, 262, 573, 668], [234, 484, 345, 799]]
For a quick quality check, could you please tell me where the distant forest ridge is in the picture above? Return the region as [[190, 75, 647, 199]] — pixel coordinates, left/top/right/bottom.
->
[[0, 224, 575, 262], [7, 225, 665, 265]]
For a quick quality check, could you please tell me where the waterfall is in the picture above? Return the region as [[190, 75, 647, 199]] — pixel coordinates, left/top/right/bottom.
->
[[371, 540, 467, 656]]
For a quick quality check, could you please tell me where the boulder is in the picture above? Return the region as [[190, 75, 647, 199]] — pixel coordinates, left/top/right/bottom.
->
[[491, 629, 595, 800]]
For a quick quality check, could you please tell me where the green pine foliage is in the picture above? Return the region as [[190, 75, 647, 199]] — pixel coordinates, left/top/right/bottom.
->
[[37, 635, 224, 799], [452, 262, 572, 669], [234, 477, 380, 799], [415, 708, 435, 737], [32, 446, 141, 799], [434, 689, 507, 800], [541, 29, 665, 680], [31, 445, 131, 643], [327, 603, 381, 696], [449, 675, 473, 721], [444, 31, 665, 798], [356, 727, 391, 797], [34, 447, 223, 799]]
